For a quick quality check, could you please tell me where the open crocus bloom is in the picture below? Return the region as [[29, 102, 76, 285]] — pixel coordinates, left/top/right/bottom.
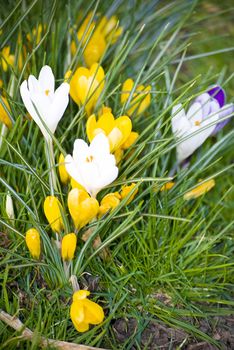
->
[[69, 63, 105, 116], [20, 65, 70, 141], [65, 133, 118, 197], [172, 86, 234, 163], [86, 109, 132, 152]]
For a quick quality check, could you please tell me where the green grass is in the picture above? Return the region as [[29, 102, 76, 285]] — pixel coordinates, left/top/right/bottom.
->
[[0, 0, 234, 349]]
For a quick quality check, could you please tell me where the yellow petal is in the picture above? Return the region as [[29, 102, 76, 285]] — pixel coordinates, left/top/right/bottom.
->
[[70, 300, 86, 331], [43, 196, 64, 233], [121, 131, 139, 150], [0, 96, 12, 128], [114, 148, 124, 164], [120, 183, 138, 204], [73, 290, 90, 302], [82, 298, 104, 325], [121, 78, 134, 104], [86, 114, 97, 142], [25, 228, 40, 259], [96, 112, 115, 135], [109, 116, 132, 151], [184, 179, 215, 200], [68, 188, 99, 229], [98, 193, 121, 218], [58, 153, 70, 185], [61, 233, 77, 261], [160, 182, 175, 192], [70, 178, 86, 191]]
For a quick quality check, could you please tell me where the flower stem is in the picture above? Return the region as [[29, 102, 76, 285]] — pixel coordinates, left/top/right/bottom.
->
[[70, 275, 80, 292], [45, 138, 58, 195]]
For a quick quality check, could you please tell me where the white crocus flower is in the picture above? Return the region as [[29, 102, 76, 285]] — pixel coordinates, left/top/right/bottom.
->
[[20, 65, 70, 141], [65, 133, 118, 197], [172, 95, 220, 163]]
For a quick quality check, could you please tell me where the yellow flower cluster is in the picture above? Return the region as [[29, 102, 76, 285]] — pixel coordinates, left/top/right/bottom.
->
[[71, 12, 122, 67]]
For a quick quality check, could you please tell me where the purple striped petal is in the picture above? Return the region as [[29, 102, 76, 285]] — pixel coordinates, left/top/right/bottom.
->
[[207, 86, 226, 107]]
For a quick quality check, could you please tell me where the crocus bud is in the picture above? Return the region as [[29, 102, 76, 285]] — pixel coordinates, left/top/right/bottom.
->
[[61, 233, 77, 261], [5, 192, 14, 220], [184, 179, 215, 200], [58, 153, 70, 185], [68, 188, 99, 230], [43, 196, 64, 233], [25, 228, 41, 259], [70, 290, 104, 332], [120, 183, 138, 204]]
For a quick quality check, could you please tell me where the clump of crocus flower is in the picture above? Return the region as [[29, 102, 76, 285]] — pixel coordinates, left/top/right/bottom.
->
[[172, 86, 234, 163], [121, 78, 151, 116], [71, 12, 122, 68]]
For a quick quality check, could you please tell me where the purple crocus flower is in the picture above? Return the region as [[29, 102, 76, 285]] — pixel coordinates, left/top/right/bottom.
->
[[172, 85, 234, 163]]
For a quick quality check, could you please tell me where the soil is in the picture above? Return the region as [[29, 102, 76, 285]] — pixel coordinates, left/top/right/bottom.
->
[[112, 315, 234, 349]]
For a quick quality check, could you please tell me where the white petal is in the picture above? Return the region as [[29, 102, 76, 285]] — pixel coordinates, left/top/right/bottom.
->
[[38, 65, 55, 94], [195, 93, 211, 117], [48, 83, 70, 133], [171, 104, 190, 136], [187, 102, 203, 125], [20, 80, 50, 140], [65, 154, 87, 189], [90, 133, 110, 159], [73, 139, 89, 163], [28, 75, 41, 94]]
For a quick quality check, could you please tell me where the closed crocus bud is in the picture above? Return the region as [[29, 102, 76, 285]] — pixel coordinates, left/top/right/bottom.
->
[[43, 196, 64, 233], [5, 192, 14, 220], [184, 179, 215, 200], [70, 290, 104, 332], [58, 153, 70, 185], [98, 192, 121, 218], [68, 188, 99, 230], [160, 182, 175, 191], [25, 228, 41, 259], [120, 183, 138, 204], [61, 233, 77, 261]]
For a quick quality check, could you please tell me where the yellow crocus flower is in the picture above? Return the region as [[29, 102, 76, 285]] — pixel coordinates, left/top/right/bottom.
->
[[25, 228, 41, 259], [184, 179, 215, 200], [0, 96, 12, 128], [121, 78, 151, 116], [68, 188, 99, 230], [98, 192, 121, 218], [86, 110, 132, 152], [43, 196, 64, 233], [70, 290, 104, 332], [58, 153, 70, 185], [70, 63, 105, 116], [1, 46, 14, 72], [61, 233, 77, 261], [120, 183, 138, 204]]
